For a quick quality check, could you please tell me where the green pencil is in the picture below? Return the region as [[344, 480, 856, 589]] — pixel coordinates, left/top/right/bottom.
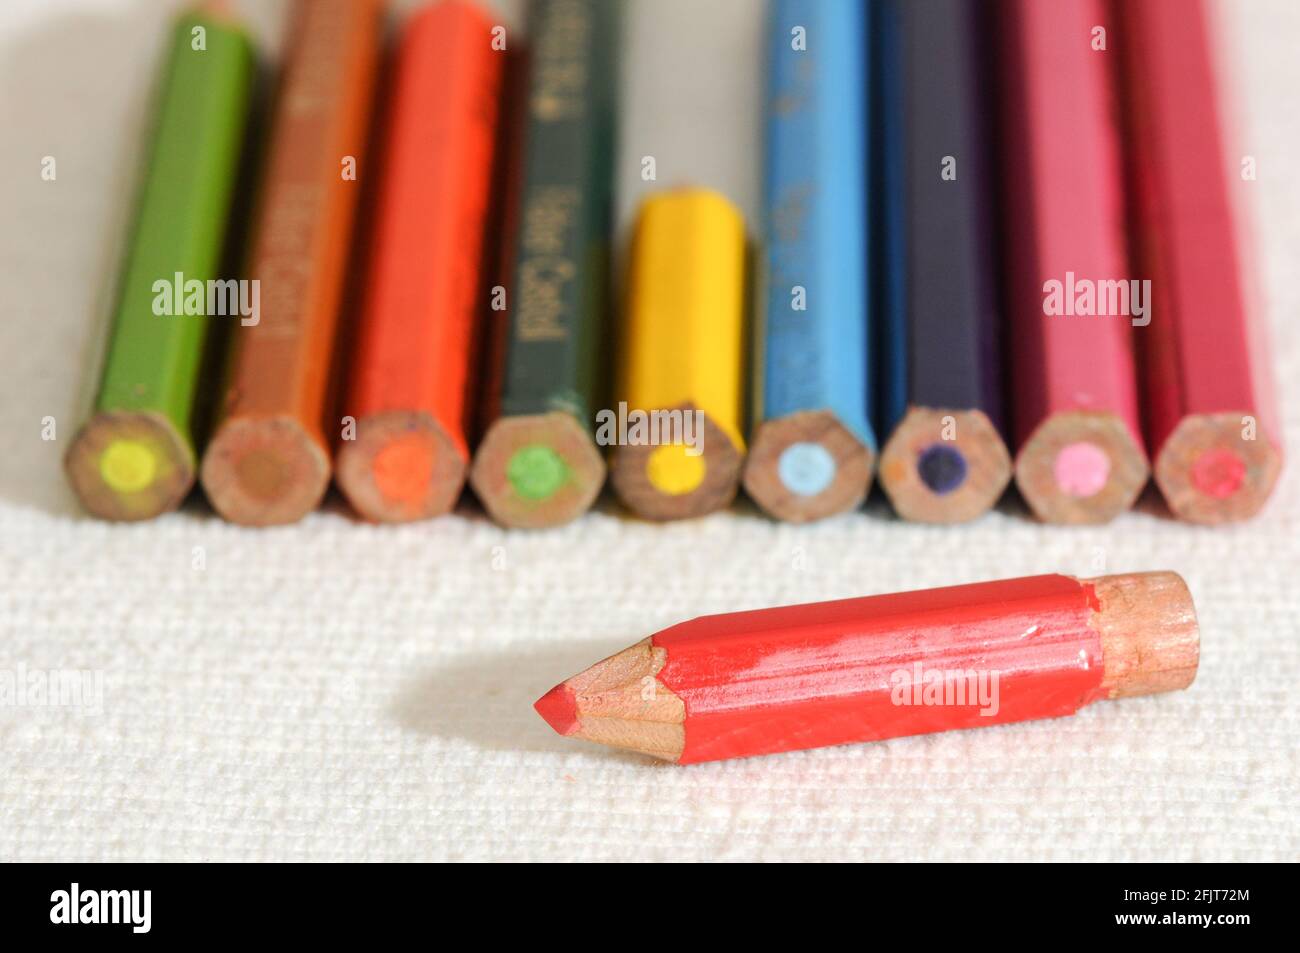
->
[[469, 0, 619, 529], [66, 6, 254, 521]]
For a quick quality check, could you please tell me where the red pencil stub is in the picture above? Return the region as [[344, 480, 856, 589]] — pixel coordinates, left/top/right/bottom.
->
[[536, 572, 1199, 764]]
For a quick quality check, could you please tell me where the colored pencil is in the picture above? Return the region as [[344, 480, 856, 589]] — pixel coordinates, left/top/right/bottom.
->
[[536, 571, 1199, 763], [997, 0, 1149, 525], [875, 0, 1010, 523], [200, 0, 382, 526], [743, 0, 875, 524], [1117, 0, 1282, 523], [470, 0, 618, 530], [335, 1, 503, 523], [610, 189, 748, 521], [64, 6, 254, 521]]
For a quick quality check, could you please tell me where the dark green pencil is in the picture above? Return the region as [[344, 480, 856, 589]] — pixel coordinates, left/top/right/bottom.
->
[[469, 0, 618, 529]]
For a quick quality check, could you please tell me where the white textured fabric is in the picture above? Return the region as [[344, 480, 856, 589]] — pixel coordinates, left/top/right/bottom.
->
[[1, 0, 1297, 862]]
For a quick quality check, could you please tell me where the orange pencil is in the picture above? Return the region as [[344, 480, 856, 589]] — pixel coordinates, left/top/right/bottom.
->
[[336, 1, 504, 522], [201, 0, 383, 526]]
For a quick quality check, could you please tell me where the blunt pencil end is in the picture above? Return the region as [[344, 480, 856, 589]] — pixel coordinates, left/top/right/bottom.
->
[[335, 410, 467, 523], [879, 407, 1011, 523], [201, 417, 330, 526], [65, 411, 195, 521], [1089, 571, 1200, 699], [470, 412, 606, 529], [1153, 412, 1282, 524], [743, 410, 873, 523], [610, 406, 743, 522], [1015, 410, 1149, 525]]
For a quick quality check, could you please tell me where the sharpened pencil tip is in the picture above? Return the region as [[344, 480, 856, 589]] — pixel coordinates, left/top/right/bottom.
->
[[534, 684, 579, 736]]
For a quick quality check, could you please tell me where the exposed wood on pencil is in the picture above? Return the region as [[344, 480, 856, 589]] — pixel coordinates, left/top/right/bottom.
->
[[611, 408, 744, 523], [877, 408, 1011, 524], [470, 413, 605, 529], [1153, 414, 1281, 524], [66, 412, 196, 522], [202, 418, 331, 525], [334, 409, 466, 523], [1014, 412, 1148, 526], [1091, 572, 1199, 699], [535, 638, 685, 761], [745, 411, 873, 524]]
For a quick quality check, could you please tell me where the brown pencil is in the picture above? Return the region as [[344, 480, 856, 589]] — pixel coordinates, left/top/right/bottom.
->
[[200, 0, 383, 526]]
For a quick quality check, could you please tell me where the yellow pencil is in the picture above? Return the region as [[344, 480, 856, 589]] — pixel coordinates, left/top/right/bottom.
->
[[610, 188, 747, 520]]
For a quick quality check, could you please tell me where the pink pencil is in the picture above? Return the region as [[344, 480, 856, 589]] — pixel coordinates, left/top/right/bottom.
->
[[997, 0, 1148, 524]]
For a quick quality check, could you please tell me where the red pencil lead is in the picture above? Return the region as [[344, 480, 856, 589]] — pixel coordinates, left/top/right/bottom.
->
[[534, 685, 579, 737]]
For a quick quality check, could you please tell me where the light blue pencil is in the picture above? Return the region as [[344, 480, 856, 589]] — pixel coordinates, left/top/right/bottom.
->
[[743, 0, 874, 523]]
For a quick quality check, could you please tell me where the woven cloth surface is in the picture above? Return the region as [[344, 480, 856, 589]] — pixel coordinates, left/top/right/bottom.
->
[[0, 0, 1296, 861]]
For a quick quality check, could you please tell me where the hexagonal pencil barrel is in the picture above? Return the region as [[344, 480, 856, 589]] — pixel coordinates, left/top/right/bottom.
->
[[471, 0, 620, 530], [996, 0, 1149, 526], [744, 0, 875, 524], [874, 0, 1010, 523]]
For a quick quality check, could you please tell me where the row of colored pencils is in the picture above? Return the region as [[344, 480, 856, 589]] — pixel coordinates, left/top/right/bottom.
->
[[67, 0, 1280, 529]]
